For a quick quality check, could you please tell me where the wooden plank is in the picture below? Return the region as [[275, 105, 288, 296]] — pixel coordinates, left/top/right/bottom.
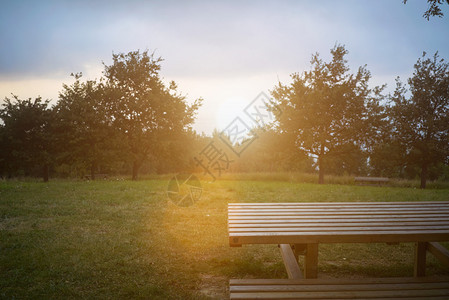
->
[[229, 202, 449, 206], [229, 222, 449, 227], [229, 230, 449, 238], [229, 221, 449, 228], [227, 201, 449, 256], [230, 289, 449, 299], [230, 277, 449, 285], [279, 244, 303, 279], [228, 206, 449, 211], [229, 217, 449, 223], [228, 205, 449, 210], [414, 242, 428, 277], [230, 282, 449, 292], [229, 211, 449, 216], [229, 278, 449, 299], [231, 295, 449, 300], [304, 243, 318, 279], [228, 211, 448, 216], [228, 214, 449, 220], [229, 231, 449, 245], [229, 206, 449, 212], [229, 225, 449, 233], [428, 242, 449, 268], [229, 201, 449, 205]]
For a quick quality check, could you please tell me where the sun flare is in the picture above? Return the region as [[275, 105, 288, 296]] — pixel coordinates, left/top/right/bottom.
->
[[215, 97, 248, 131]]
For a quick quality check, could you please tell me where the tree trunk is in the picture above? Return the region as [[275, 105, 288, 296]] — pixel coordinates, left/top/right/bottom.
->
[[132, 160, 141, 181], [420, 162, 428, 189], [318, 144, 325, 184], [43, 164, 49, 182], [90, 162, 96, 181]]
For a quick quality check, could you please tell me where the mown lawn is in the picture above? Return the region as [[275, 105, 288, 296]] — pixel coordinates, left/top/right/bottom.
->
[[1, 179, 448, 299]]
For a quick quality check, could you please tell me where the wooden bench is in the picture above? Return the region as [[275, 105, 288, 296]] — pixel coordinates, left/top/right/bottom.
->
[[231, 243, 449, 299], [228, 202, 449, 299], [228, 202, 449, 278], [84, 173, 109, 180], [230, 277, 449, 299], [354, 176, 389, 185]]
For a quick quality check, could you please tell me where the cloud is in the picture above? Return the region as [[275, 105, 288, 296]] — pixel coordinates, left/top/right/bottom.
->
[[1, 0, 448, 133], [1, 0, 448, 79]]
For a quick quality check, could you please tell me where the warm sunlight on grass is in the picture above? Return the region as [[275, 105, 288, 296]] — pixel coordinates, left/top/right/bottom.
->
[[1, 178, 448, 299]]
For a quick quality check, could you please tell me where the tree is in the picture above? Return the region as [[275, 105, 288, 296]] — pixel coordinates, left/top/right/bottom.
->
[[271, 45, 385, 184], [0, 96, 54, 181], [103, 50, 201, 180], [389, 52, 449, 188], [403, 0, 449, 20], [54, 74, 116, 179]]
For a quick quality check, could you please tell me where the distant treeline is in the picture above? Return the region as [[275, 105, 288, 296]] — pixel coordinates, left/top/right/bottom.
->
[[0, 46, 448, 188]]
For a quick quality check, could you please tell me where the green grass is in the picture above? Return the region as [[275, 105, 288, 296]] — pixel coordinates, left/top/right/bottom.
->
[[217, 171, 449, 189], [1, 179, 449, 299]]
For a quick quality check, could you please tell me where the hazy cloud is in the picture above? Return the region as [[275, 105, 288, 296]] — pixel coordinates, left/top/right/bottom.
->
[[1, 0, 448, 133]]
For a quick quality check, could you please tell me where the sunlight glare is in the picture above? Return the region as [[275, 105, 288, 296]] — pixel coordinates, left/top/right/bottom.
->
[[215, 97, 247, 131]]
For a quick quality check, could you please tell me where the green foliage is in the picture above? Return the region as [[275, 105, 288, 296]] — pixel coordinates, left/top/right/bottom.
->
[[54, 74, 118, 178], [271, 44, 385, 183], [388, 52, 449, 188], [103, 50, 202, 180], [0, 48, 448, 182], [0, 50, 202, 181], [0, 96, 54, 181]]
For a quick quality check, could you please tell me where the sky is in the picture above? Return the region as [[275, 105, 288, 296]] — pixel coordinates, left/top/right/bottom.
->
[[1, 0, 448, 134]]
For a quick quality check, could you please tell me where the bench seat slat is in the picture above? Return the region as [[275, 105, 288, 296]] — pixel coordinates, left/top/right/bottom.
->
[[229, 278, 449, 299], [230, 225, 449, 232], [228, 201, 449, 206], [230, 289, 449, 299], [231, 230, 449, 236], [230, 277, 449, 285], [229, 211, 448, 216], [229, 214, 449, 220], [228, 205, 449, 209], [229, 221, 449, 228], [229, 207, 449, 212], [230, 282, 449, 292], [229, 218, 449, 224]]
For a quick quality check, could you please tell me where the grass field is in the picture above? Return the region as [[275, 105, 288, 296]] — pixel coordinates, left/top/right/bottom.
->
[[1, 178, 449, 299]]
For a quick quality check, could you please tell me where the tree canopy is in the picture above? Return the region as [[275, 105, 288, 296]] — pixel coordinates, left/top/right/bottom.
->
[[54, 74, 115, 179], [389, 52, 449, 188], [271, 44, 385, 184], [0, 96, 54, 181], [0, 47, 448, 187], [103, 50, 202, 180]]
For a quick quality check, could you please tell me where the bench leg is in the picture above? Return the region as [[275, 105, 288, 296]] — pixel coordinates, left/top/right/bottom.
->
[[427, 242, 449, 268], [304, 243, 318, 279], [293, 244, 306, 260], [414, 242, 427, 277], [279, 244, 303, 279]]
